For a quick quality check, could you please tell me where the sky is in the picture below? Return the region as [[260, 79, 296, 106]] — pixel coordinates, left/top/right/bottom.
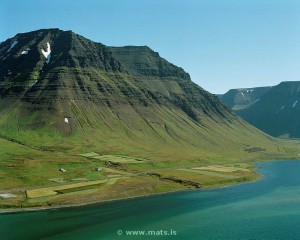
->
[[1, 0, 299, 94]]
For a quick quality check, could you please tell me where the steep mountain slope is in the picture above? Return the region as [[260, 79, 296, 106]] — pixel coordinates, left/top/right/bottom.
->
[[219, 87, 272, 110], [236, 81, 300, 138], [0, 29, 290, 156]]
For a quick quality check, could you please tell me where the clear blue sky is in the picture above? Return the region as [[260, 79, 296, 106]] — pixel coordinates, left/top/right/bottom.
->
[[1, 0, 299, 94]]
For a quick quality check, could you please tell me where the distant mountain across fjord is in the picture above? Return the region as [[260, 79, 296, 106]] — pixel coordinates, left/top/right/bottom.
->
[[220, 81, 300, 138]]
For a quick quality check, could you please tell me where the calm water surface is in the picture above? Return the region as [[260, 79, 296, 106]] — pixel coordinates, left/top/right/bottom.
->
[[1, 160, 300, 239]]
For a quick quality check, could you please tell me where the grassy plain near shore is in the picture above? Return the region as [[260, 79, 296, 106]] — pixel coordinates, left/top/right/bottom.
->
[[0, 137, 299, 210]]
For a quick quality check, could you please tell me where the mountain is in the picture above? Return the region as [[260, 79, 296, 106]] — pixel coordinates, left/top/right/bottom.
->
[[0, 28, 231, 137], [219, 87, 272, 110], [236, 81, 300, 138], [0, 28, 293, 157], [0, 29, 297, 208]]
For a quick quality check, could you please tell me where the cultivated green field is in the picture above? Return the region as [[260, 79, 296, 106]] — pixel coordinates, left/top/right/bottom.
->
[[26, 179, 108, 198]]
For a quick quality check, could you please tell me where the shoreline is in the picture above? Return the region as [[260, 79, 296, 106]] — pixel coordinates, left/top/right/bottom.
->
[[1, 158, 297, 214], [0, 188, 191, 214], [0, 174, 262, 214]]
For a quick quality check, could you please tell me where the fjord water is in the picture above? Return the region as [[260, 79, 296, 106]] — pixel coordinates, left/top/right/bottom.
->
[[1, 160, 300, 240]]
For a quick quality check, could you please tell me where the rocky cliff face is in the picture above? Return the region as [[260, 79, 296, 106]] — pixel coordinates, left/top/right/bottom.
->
[[0, 29, 122, 97], [110, 46, 231, 121], [109, 46, 190, 80], [0, 29, 234, 134]]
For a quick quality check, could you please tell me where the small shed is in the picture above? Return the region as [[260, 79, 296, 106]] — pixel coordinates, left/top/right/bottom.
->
[[59, 168, 66, 172]]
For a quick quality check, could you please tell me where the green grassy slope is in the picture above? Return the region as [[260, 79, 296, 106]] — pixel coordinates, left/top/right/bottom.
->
[[0, 65, 293, 163], [0, 85, 297, 165]]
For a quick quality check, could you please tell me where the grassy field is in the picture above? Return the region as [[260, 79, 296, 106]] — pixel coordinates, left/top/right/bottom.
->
[[26, 179, 108, 198], [79, 153, 147, 164], [193, 165, 251, 173], [0, 129, 299, 209]]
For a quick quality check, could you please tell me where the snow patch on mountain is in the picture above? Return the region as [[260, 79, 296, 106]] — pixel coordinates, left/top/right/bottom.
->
[[21, 48, 31, 55], [7, 41, 18, 52], [41, 42, 51, 64]]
